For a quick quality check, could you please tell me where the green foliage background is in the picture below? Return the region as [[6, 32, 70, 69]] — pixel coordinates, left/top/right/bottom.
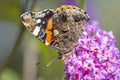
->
[[0, 0, 120, 80]]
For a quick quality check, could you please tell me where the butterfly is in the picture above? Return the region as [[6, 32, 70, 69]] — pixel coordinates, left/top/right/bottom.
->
[[21, 5, 89, 59]]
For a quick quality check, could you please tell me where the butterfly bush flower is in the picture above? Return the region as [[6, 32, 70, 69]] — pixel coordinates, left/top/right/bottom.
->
[[61, 0, 78, 6], [64, 21, 120, 80]]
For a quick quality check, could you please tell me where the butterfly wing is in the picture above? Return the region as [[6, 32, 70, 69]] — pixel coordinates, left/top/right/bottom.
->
[[21, 9, 55, 44]]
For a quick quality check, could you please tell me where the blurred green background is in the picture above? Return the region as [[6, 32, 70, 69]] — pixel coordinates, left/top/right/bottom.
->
[[0, 0, 120, 80]]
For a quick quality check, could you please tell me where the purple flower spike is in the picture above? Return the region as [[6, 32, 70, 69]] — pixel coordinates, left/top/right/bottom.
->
[[61, 0, 78, 6], [64, 21, 120, 80]]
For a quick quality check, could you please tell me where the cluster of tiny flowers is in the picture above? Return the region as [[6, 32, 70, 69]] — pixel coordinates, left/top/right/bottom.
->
[[64, 21, 120, 80]]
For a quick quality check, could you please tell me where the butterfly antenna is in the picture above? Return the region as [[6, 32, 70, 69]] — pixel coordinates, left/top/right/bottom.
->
[[44, 57, 57, 69]]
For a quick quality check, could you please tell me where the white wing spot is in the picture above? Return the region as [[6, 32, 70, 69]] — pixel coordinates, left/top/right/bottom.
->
[[36, 19, 41, 23], [42, 21, 45, 24], [45, 41, 50, 45], [32, 26, 40, 36], [46, 11, 50, 14], [39, 13, 45, 17]]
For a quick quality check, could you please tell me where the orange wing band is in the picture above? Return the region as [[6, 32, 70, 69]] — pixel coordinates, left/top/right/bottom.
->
[[45, 18, 53, 45]]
